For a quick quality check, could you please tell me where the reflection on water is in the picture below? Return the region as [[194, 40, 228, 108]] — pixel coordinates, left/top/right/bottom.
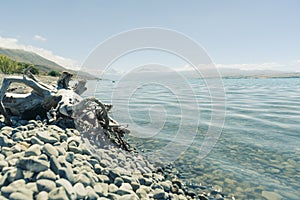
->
[[84, 78, 300, 199]]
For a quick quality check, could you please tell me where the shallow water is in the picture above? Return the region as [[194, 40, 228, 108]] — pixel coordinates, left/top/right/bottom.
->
[[84, 77, 300, 199]]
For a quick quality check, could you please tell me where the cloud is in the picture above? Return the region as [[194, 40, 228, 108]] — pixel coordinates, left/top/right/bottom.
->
[[33, 35, 47, 42], [0, 36, 78, 69]]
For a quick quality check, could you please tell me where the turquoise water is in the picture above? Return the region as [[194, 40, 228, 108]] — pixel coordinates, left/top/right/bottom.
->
[[84, 78, 300, 199]]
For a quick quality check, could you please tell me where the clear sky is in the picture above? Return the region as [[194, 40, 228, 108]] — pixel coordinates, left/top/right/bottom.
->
[[0, 0, 300, 71]]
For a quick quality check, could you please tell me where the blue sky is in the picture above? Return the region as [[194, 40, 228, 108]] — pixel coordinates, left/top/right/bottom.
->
[[0, 0, 300, 71]]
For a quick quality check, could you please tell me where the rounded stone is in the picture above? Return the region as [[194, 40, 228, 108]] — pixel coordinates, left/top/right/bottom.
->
[[56, 178, 76, 200], [24, 144, 41, 157], [42, 144, 59, 157], [37, 179, 56, 192], [73, 182, 87, 199], [36, 191, 49, 200], [48, 187, 69, 200], [37, 170, 57, 181]]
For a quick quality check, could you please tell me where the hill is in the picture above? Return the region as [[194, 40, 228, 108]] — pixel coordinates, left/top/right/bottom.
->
[[0, 48, 95, 79]]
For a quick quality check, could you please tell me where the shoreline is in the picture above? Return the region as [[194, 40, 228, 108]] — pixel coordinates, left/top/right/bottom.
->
[[0, 117, 229, 200]]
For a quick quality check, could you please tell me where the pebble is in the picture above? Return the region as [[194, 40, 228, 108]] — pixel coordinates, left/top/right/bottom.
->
[[16, 157, 49, 173], [36, 191, 48, 200], [0, 121, 203, 200], [56, 178, 76, 200], [153, 188, 167, 199], [36, 170, 57, 181], [37, 179, 56, 192], [42, 143, 59, 157], [73, 182, 87, 199], [94, 183, 108, 197], [48, 187, 69, 200], [24, 144, 41, 157], [262, 191, 283, 200], [37, 132, 58, 144]]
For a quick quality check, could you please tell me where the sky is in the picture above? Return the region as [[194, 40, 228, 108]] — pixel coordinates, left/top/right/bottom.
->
[[0, 0, 300, 72]]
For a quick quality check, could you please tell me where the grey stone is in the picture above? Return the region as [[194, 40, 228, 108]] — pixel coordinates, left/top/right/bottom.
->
[[108, 184, 118, 193], [139, 177, 152, 186], [160, 181, 171, 192], [50, 155, 61, 174], [36, 191, 48, 200], [153, 189, 167, 199], [37, 132, 58, 144], [136, 188, 148, 199], [60, 133, 68, 142], [0, 161, 8, 171], [108, 169, 120, 180], [37, 170, 57, 181], [94, 183, 108, 197], [65, 152, 74, 163], [9, 192, 31, 200], [25, 144, 41, 157], [1, 147, 13, 157], [42, 144, 59, 157], [68, 146, 82, 154], [121, 194, 139, 200], [16, 157, 49, 173], [31, 136, 44, 145], [75, 172, 94, 186], [86, 186, 99, 200], [37, 179, 56, 192], [151, 183, 164, 190], [38, 154, 48, 161], [25, 182, 38, 194], [107, 193, 120, 200], [58, 167, 74, 183], [73, 182, 87, 199], [56, 178, 76, 200], [262, 191, 283, 200], [94, 164, 102, 174], [0, 135, 15, 147], [11, 132, 24, 142], [114, 177, 124, 187], [48, 187, 69, 200]]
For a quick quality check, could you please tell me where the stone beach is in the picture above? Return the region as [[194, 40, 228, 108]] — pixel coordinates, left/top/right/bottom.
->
[[0, 116, 229, 200]]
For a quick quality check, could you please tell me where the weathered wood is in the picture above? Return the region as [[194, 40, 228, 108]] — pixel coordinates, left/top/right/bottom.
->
[[0, 71, 131, 151]]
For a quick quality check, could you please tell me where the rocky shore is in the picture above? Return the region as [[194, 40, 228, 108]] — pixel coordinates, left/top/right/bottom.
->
[[0, 116, 223, 200]]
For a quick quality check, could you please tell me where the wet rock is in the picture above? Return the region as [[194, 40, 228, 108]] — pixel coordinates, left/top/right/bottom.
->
[[262, 191, 283, 200]]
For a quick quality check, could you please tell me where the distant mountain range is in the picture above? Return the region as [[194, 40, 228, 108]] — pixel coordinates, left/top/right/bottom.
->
[[0, 48, 95, 79]]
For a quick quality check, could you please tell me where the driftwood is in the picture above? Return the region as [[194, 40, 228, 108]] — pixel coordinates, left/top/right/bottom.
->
[[0, 68, 130, 150]]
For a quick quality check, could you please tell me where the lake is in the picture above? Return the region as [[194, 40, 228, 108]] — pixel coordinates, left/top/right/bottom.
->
[[83, 77, 300, 199]]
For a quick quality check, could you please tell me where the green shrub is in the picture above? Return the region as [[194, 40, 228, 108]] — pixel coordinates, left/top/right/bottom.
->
[[48, 70, 60, 77], [0, 55, 18, 74]]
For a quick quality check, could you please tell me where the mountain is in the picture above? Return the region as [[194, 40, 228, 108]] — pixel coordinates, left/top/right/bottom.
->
[[0, 48, 95, 79], [0, 48, 66, 73]]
